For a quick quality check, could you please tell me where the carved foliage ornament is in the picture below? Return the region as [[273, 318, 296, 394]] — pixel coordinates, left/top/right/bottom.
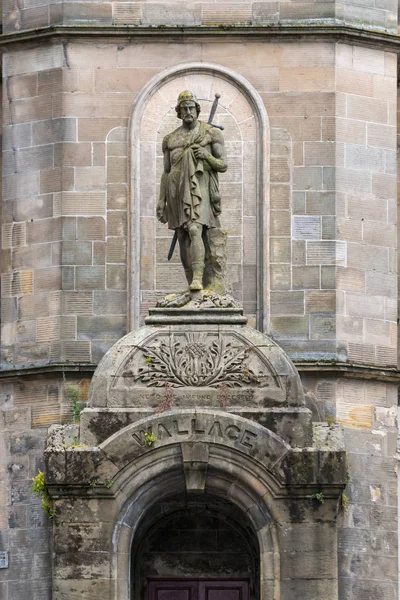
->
[[125, 333, 262, 388]]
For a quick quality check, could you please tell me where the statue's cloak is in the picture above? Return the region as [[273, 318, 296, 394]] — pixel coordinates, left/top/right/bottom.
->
[[160, 121, 221, 230]]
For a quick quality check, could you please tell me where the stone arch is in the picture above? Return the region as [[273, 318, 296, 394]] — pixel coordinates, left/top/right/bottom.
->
[[106, 435, 281, 600], [129, 63, 270, 331]]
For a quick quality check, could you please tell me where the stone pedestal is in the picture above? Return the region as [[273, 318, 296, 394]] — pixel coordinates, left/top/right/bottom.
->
[[45, 307, 346, 600]]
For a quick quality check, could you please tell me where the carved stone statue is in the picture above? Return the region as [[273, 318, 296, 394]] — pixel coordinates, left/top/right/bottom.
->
[[156, 90, 229, 297]]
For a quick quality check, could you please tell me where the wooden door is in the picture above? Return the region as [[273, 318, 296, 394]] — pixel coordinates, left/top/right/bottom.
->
[[148, 580, 249, 600]]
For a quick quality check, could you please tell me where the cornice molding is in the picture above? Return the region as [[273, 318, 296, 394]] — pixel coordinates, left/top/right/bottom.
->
[[0, 23, 399, 51], [0, 361, 399, 384]]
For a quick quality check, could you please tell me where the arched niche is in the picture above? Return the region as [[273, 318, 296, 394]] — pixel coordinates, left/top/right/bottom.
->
[[129, 63, 270, 331]]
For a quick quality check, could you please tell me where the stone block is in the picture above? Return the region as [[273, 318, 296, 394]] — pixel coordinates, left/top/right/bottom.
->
[[113, 3, 142, 25], [13, 244, 52, 269], [106, 237, 127, 264], [62, 192, 106, 216], [15, 144, 54, 173], [93, 291, 127, 315], [363, 221, 396, 248], [107, 212, 127, 237], [347, 243, 388, 272], [61, 242, 92, 266], [77, 316, 126, 341], [107, 157, 128, 185], [106, 265, 127, 290], [345, 144, 385, 173], [76, 266, 105, 290], [270, 185, 290, 210], [93, 143, 106, 167], [270, 211, 291, 236], [346, 293, 385, 320], [62, 292, 93, 316], [3, 171, 40, 200], [8, 73, 38, 99], [26, 217, 61, 245], [291, 240, 305, 266], [55, 143, 92, 167], [142, 3, 202, 25], [62, 3, 112, 24], [305, 290, 335, 313], [307, 241, 346, 266], [293, 166, 323, 191], [3, 45, 64, 78], [77, 217, 105, 241], [347, 95, 387, 123], [270, 157, 290, 183], [270, 265, 291, 290], [3, 123, 32, 151], [280, 2, 335, 19], [75, 167, 106, 191], [280, 67, 335, 93], [252, 2, 279, 22], [202, 3, 251, 24], [93, 242, 106, 266], [292, 266, 319, 290], [367, 123, 397, 150], [270, 291, 304, 316], [11, 95, 52, 124], [370, 271, 397, 300], [337, 267, 365, 293]]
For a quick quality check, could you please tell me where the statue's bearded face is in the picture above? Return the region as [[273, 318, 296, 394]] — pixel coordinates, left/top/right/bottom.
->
[[178, 100, 198, 123]]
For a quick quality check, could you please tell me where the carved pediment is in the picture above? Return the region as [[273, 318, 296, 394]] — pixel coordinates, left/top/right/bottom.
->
[[113, 331, 281, 390]]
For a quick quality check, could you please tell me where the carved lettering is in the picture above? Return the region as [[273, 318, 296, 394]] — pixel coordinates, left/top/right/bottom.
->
[[191, 418, 205, 434], [225, 424, 241, 440], [240, 429, 258, 450], [173, 419, 189, 435], [132, 429, 149, 447], [157, 423, 172, 438], [131, 417, 261, 455], [208, 421, 223, 438]]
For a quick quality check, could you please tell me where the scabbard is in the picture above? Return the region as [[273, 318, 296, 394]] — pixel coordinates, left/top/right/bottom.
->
[[167, 230, 178, 261]]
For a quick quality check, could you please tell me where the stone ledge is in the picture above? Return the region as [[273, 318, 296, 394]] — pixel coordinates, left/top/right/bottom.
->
[[0, 24, 399, 52], [145, 307, 247, 325]]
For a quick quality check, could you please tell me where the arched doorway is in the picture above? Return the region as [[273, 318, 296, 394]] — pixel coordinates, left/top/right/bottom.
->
[[132, 493, 260, 600]]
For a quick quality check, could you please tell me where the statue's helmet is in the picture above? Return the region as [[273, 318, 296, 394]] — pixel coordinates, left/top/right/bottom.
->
[[175, 90, 201, 117]]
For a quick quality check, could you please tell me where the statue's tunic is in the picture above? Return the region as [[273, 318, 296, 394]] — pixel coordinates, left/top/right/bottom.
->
[[161, 121, 221, 230]]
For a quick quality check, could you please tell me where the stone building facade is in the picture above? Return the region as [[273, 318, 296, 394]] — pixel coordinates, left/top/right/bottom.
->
[[0, 1, 398, 599]]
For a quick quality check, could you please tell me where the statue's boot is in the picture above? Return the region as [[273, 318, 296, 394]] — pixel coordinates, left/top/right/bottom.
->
[[189, 263, 204, 291]]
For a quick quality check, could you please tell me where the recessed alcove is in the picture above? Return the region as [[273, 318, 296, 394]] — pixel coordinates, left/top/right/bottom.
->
[[131, 494, 260, 600]]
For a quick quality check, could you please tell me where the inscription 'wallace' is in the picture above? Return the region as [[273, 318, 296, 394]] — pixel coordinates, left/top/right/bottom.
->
[[132, 417, 258, 451]]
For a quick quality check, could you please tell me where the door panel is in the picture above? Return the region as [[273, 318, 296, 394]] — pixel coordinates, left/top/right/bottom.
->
[[148, 580, 249, 600], [148, 580, 198, 600], [199, 580, 248, 600]]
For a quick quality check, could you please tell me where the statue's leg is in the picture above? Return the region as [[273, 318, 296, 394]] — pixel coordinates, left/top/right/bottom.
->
[[177, 228, 192, 285], [204, 227, 228, 294], [188, 222, 205, 291]]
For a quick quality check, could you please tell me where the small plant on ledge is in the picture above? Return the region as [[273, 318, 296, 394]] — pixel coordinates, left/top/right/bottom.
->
[[311, 492, 325, 505], [32, 470, 54, 519], [66, 385, 82, 424], [144, 432, 157, 446]]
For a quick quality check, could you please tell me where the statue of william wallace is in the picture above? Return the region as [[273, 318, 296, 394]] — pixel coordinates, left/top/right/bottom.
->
[[156, 91, 229, 299]]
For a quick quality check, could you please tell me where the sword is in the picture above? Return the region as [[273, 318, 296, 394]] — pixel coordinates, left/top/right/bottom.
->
[[167, 93, 223, 261]]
